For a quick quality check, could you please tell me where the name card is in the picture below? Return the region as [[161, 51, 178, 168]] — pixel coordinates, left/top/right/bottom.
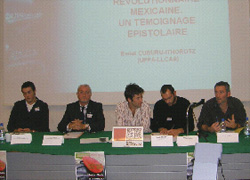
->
[[151, 134, 173, 147], [217, 132, 239, 143], [11, 133, 32, 145], [176, 135, 199, 146], [42, 135, 64, 146]]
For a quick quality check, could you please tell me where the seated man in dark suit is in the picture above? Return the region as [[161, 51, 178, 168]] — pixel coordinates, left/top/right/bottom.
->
[[58, 84, 105, 133], [7, 81, 50, 132]]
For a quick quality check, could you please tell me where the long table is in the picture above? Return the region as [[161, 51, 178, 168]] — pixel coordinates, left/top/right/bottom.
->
[[1, 131, 250, 180]]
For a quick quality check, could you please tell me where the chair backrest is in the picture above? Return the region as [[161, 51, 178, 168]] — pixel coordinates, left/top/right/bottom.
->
[[192, 143, 223, 180]]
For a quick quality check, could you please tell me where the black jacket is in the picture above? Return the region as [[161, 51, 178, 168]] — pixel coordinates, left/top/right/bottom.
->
[[7, 98, 50, 132], [57, 100, 105, 133]]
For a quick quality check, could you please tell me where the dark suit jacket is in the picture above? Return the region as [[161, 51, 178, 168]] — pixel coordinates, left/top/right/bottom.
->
[[7, 98, 50, 132], [57, 100, 105, 133]]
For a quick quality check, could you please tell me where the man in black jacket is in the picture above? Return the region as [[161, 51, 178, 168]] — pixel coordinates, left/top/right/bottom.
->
[[58, 84, 105, 133], [7, 81, 50, 132]]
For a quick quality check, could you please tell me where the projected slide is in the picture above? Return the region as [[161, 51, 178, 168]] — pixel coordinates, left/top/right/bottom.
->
[[3, 0, 231, 104]]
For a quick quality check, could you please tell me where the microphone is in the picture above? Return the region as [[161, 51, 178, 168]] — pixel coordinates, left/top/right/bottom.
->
[[186, 99, 205, 135], [190, 99, 205, 108]]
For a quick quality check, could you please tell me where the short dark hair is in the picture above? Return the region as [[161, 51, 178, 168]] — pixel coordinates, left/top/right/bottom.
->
[[160, 84, 175, 94], [124, 83, 144, 101], [21, 81, 36, 92], [214, 81, 230, 93]]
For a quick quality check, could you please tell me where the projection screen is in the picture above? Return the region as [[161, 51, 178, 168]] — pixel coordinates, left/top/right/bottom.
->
[[3, 0, 250, 105]]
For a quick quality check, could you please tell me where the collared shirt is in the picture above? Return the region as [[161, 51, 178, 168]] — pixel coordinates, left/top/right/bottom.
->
[[197, 96, 246, 130], [115, 101, 151, 133], [26, 101, 35, 112]]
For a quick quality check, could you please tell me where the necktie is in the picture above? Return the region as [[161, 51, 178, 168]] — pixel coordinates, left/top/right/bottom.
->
[[81, 106, 87, 124], [81, 106, 89, 132]]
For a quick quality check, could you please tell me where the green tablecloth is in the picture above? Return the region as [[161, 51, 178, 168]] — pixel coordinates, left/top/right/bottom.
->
[[0, 131, 250, 156]]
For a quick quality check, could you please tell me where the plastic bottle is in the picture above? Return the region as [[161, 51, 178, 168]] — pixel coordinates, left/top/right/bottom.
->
[[244, 117, 250, 136], [0, 123, 5, 143], [220, 118, 226, 132]]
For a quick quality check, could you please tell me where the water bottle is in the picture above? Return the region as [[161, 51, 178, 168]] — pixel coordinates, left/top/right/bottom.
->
[[220, 118, 226, 132], [0, 123, 5, 143], [244, 117, 250, 136]]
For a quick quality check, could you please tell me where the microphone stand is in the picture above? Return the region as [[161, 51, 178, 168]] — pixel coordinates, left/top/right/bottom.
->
[[186, 99, 205, 135], [186, 104, 192, 136]]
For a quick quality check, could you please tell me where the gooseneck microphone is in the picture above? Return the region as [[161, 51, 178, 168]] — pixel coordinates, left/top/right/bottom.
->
[[186, 99, 205, 135], [190, 99, 205, 108]]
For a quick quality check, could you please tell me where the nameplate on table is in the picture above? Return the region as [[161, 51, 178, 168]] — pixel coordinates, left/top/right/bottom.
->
[[42, 135, 64, 146], [151, 134, 173, 147], [11, 133, 32, 145], [112, 126, 143, 147], [176, 135, 198, 146], [217, 132, 239, 143]]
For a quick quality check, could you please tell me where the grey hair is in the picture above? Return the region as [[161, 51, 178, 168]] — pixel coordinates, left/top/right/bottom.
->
[[77, 84, 92, 93]]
